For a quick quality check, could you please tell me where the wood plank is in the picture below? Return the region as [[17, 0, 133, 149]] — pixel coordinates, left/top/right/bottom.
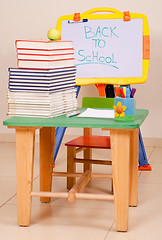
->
[[74, 158, 112, 165], [76, 147, 86, 153], [31, 191, 114, 201], [110, 129, 130, 232], [129, 129, 139, 207], [8, 126, 41, 129], [52, 172, 112, 179], [68, 170, 91, 202], [84, 128, 92, 136], [40, 127, 55, 202], [75, 193, 114, 201], [91, 173, 112, 179], [65, 136, 111, 149], [31, 191, 68, 198], [83, 128, 92, 172], [67, 146, 76, 189], [16, 128, 35, 226]]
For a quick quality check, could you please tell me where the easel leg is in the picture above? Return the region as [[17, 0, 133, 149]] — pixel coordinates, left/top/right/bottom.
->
[[138, 128, 152, 170], [16, 128, 35, 226], [40, 127, 55, 203], [110, 129, 130, 232]]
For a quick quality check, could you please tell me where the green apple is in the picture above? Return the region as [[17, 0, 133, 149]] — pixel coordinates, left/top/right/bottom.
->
[[47, 28, 61, 41]]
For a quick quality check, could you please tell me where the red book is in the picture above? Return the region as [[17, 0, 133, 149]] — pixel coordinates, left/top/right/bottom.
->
[[15, 40, 75, 69]]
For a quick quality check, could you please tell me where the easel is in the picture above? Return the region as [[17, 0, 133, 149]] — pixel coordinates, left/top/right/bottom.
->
[[54, 85, 151, 170], [54, 7, 151, 170]]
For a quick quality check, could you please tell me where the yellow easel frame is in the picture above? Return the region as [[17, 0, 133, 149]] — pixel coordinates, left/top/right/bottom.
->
[[56, 8, 150, 85]]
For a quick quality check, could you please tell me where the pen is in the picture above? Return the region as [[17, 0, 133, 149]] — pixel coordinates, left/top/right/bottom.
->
[[119, 88, 125, 98], [114, 86, 119, 97], [123, 87, 126, 97], [130, 88, 136, 98], [126, 87, 131, 98], [66, 111, 80, 117], [68, 19, 88, 23]]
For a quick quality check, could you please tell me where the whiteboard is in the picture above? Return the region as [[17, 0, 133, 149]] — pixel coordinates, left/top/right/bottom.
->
[[61, 19, 143, 78]]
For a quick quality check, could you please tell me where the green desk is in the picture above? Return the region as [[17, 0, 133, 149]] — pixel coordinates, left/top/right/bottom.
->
[[3, 109, 148, 232], [4, 109, 148, 129]]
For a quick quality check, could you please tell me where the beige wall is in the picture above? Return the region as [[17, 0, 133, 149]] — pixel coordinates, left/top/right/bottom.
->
[[0, 0, 161, 138]]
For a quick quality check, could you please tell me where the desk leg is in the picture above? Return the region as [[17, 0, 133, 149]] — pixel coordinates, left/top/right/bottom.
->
[[16, 128, 35, 226], [40, 127, 55, 203], [129, 129, 139, 207], [110, 129, 130, 232]]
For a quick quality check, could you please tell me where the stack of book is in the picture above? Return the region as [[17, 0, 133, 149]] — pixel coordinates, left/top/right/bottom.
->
[[15, 40, 75, 69], [7, 40, 77, 118]]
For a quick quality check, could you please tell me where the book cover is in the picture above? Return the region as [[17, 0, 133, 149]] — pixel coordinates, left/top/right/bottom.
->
[[9, 66, 76, 76], [9, 78, 76, 86], [17, 53, 74, 61], [8, 82, 76, 92], [17, 58, 75, 69], [7, 90, 77, 118], [17, 48, 74, 55], [7, 88, 76, 98], [9, 70, 76, 81], [9, 76, 76, 85], [9, 75, 76, 83], [15, 40, 73, 50]]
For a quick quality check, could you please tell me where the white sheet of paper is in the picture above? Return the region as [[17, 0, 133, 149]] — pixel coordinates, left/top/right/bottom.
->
[[78, 108, 114, 119]]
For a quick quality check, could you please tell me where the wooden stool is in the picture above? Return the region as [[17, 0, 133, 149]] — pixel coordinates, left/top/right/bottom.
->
[[65, 135, 112, 190]]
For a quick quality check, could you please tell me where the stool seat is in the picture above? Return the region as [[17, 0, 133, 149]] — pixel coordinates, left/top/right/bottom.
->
[[65, 136, 111, 149]]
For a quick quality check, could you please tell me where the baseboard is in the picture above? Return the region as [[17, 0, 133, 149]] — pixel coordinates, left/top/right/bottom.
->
[[0, 132, 162, 147]]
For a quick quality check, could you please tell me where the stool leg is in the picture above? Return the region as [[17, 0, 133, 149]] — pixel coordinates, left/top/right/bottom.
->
[[67, 146, 76, 189], [111, 179, 114, 194], [84, 128, 92, 172], [40, 127, 55, 203], [83, 148, 92, 172], [16, 128, 35, 226]]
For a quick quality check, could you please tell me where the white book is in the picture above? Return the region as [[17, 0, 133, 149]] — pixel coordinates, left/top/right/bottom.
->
[[7, 84, 77, 118], [7, 99, 77, 105], [8, 96, 77, 105], [8, 105, 77, 118], [8, 104, 77, 111], [9, 85, 76, 93], [8, 104, 76, 113], [7, 88, 76, 98], [7, 87, 76, 96]]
